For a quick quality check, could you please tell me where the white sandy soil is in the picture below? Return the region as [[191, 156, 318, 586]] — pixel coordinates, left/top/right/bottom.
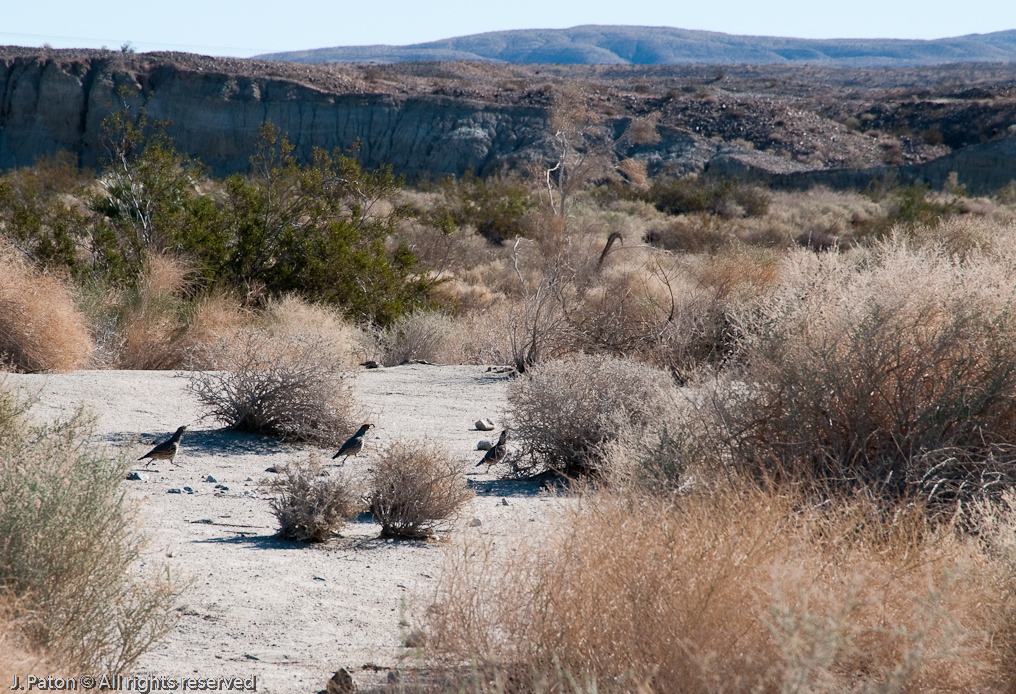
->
[[5, 365, 558, 693]]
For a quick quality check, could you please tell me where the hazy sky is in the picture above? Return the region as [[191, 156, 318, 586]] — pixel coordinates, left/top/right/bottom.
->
[[3, 0, 1015, 57]]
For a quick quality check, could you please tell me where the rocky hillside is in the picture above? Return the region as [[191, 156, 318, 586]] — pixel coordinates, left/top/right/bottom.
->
[[0, 48, 1014, 191], [257, 25, 1016, 68]]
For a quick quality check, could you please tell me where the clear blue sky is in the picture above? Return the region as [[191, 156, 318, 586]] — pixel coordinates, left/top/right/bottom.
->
[[3, 0, 1015, 57]]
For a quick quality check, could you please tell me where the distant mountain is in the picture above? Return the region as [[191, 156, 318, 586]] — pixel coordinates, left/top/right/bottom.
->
[[255, 25, 1016, 67]]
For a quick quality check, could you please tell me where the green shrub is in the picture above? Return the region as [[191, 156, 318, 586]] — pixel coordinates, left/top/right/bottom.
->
[[429, 172, 535, 244], [0, 391, 177, 673], [645, 176, 770, 218]]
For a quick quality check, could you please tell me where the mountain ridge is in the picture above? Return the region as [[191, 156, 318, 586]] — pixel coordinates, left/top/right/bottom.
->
[[255, 25, 1016, 67]]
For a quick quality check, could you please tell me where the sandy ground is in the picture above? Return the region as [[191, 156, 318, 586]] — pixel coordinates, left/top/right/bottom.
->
[[5, 365, 557, 692]]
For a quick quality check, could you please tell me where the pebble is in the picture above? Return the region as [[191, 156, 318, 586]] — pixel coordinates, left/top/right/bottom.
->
[[205, 475, 218, 483], [475, 418, 495, 431], [168, 488, 182, 494], [467, 518, 482, 527], [477, 440, 493, 451], [126, 471, 147, 481]]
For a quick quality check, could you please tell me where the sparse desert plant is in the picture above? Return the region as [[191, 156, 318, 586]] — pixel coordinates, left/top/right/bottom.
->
[[269, 457, 360, 542], [505, 353, 674, 477], [369, 441, 472, 539], [425, 485, 1016, 692], [0, 390, 178, 674], [368, 310, 459, 366], [0, 249, 92, 372], [700, 240, 1016, 504], [189, 329, 361, 445]]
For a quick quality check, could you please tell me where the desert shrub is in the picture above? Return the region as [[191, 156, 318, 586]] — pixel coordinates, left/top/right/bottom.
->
[[258, 294, 360, 370], [0, 390, 177, 673], [219, 124, 430, 325], [105, 253, 196, 369], [367, 310, 459, 366], [369, 441, 472, 539], [189, 329, 361, 445], [269, 457, 360, 542], [426, 485, 1016, 692], [701, 240, 1016, 504], [645, 175, 770, 218], [0, 153, 89, 275], [506, 353, 674, 477], [429, 172, 535, 245], [0, 249, 92, 372]]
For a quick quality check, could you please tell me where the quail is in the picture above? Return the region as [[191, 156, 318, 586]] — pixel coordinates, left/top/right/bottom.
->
[[332, 423, 373, 462], [138, 425, 188, 467], [476, 429, 508, 469]]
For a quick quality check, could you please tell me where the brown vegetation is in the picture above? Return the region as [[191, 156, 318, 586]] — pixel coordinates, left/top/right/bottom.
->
[[426, 484, 1016, 693], [269, 457, 360, 542], [369, 441, 472, 539], [0, 249, 91, 372]]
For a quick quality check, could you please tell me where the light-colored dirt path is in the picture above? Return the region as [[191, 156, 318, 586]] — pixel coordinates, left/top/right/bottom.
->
[[5, 365, 556, 692]]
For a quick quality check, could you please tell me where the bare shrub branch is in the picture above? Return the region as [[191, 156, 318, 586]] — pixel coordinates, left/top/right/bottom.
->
[[369, 441, 472, 539], [268, 457, 360, 542], [189, 329, 360, 445]]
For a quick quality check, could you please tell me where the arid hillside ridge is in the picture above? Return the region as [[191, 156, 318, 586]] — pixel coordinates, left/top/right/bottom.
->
[[1, 47, 1015, 191]]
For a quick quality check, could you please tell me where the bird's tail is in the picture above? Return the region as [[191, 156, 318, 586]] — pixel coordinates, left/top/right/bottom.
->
[[475, 460, 486, 467]]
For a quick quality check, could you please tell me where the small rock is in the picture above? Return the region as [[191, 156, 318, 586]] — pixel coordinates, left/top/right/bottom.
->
[[245, 477, 253, 482], [205, 475, 218, 483], [215, 484, 228, 490], [475, 418, 495, 431], [324, 668, 356, 694], [467, 518, 482, 527], [265, 466, 279, 473], [477, 440, 493, 451], [126, 471, 147, 481], [501, 498, 509, 506], [168, 488, 182, 494], [360, 360, 380, 369], [183, 486, 194, 494], [243, 490, 257, 498]]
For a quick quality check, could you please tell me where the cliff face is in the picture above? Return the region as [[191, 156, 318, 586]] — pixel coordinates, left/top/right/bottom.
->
[[0, 54, 558, 178], [2, 52, 1015, 194]]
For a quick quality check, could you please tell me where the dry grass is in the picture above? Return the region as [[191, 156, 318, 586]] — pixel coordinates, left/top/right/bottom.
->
[[425, 484, 1016, 693], [505, 353, 675, 477], [269, 456, 360, 542], [0, 389, 178, 674], [0, 248, 92, 372], [259, 294, 361, 370], [369, 441, 472, 539], [366, 310, 461, 366], [696, 237, 1016, 503], [189, 329, 361, 445]]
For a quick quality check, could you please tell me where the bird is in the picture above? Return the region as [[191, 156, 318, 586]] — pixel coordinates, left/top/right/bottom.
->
[[138, 426, 188, 468], [332, 423, 373, 462], [476, 429, 508, 469]]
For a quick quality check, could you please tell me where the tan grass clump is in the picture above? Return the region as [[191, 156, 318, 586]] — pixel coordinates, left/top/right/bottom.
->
[[506, 353, 674, 477], [0, 250, 91, 372], [109, 253, 196, 369], [369, 441, 472, 539], [260, 294, 360, 370], [426, 485, 1016, 692], [269, 457, 360, 542], [189, 329, 361, 445], [0, 390, 177, 673]]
